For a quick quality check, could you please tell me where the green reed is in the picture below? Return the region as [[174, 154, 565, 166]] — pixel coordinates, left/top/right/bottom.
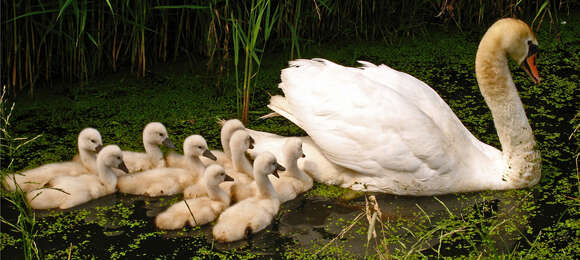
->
[[0, 87, 42, 260]]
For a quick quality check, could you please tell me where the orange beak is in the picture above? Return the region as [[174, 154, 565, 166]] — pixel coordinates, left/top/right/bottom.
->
[[521, 53, 540, 84]]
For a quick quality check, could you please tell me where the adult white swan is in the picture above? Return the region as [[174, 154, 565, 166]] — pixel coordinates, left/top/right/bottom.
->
[[264, 18, 542, 195]]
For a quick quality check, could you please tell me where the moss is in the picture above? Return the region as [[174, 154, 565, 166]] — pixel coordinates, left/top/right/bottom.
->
[[305, 183, 356, 200]]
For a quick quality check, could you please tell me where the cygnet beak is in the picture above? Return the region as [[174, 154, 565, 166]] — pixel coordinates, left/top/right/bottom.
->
[[224, 174, 234, 182], [95, 144, 103, 153], [118, 161, 129, 173], [271, 162, 285, 178], [162, 138, 176, 149], [249, 136, 255, 149], [203, 149, 217, 161]]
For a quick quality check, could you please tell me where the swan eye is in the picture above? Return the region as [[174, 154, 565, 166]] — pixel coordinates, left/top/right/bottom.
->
[[527, 40, 540, 58], [159, 133, 164, 137], [117, 156, 121, 160], [90, 139, 95, 143], [198, 146, 202, 149]]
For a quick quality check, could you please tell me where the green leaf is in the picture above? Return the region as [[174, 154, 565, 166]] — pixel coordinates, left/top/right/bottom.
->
[[152, 5, 209, 10], [57, 0, 73, 21], [104, 0, 115, 15], [3, 9, 58, 23], [86, 32, 98, 47]]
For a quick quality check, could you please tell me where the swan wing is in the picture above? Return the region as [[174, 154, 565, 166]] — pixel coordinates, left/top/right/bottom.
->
[[272, 59, 459, 178]]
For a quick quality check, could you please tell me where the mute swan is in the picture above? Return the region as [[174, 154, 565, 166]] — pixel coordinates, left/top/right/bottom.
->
[[212, 152, 284, 243], [26, 145, 128, 210], [183, 129, 254, 198], [264, 18, 542, 195], [122, 122, 176, 173], [4, 128, 104, 192], [155, 165, 233, 230], [117, 135, 215, 197]]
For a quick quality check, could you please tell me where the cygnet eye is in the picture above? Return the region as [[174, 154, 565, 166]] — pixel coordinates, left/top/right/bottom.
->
[[117, 156, 121, 160], [198, 145, 203, 149], [90, 139, 96, 143], [159, 133, 164, 137]]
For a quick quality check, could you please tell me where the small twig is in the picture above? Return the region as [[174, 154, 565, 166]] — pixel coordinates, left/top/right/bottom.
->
[[183, 199, 198, 226], [67, 242, 73, 260]]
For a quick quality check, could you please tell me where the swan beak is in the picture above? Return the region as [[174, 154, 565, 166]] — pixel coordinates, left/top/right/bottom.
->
[[95, 144, 103, 153], [249, 137, 255, 149], [118, 161, 129, 173], [521, 53, 540, 84], [203, 149, 217, 161], [162, 138, 176, 149], [224, 174, 234, 182], [271, 162, 285, 178]]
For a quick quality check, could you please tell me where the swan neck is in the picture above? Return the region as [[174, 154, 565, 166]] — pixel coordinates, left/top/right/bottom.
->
[[285, 157, 310, 184], [206, 181, 231, 205], [144, 143, 164, 164], [255, 172, 277, 199], [475, 38, 541, 187], [187, 156, 206, 176], [222, 135, 232, 158], [97, 163, 117, 192], [231, 148, 253, 177], [79, 148, 97, 172]]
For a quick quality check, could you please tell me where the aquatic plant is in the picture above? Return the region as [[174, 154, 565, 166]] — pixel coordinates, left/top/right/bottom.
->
[[0, 87, 42, 260]]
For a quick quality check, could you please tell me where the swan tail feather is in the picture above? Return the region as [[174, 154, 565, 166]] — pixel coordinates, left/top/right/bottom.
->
[[266, 95, 304, 129]]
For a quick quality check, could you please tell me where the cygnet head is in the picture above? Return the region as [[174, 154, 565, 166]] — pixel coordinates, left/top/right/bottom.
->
[[283, 137, 305, 160], [230, 130, 255, 152], [78, 128, 103, 153], [143, 122, 176, 148], [478, 18, 540, 84], [204, 165, 234, 187], [97, 145, 129, 173], [253, 152, 285, 179], [183, 135, 217, 161]]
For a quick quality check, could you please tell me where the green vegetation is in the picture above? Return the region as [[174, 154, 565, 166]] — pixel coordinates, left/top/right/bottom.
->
[[1, 1, 579, 259]]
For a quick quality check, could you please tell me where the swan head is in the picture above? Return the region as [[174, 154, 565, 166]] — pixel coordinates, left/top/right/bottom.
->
[[253, 152, 285, 179], [230, 130, 255, 153], [482, 18, 541, 84], [204, 165, 234, 187], [283, 137, 305, 160], [78, 128, 103, 153], [143, 122, 175, 148], [97, 145, 129, 173], [183, 135, 217, 160]]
